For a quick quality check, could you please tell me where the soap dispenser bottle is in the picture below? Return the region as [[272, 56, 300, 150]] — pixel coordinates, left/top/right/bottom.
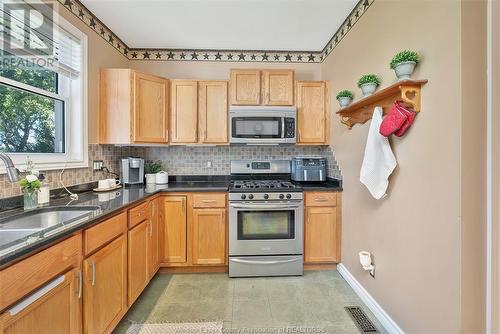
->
[[38, 173, 50, 205]]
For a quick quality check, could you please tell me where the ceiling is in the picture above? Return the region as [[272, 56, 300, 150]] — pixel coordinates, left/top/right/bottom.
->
[[79, 0, 358, 52]]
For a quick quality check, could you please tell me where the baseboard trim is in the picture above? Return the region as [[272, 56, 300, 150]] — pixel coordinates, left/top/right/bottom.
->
[[337, 263, 405, 334]]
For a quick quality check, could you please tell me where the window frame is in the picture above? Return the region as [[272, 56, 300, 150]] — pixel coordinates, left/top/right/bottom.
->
[[0, 11, 88, 174]]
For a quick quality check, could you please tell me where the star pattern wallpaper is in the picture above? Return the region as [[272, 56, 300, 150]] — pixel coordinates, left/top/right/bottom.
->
[[59, 0, 374, 63]]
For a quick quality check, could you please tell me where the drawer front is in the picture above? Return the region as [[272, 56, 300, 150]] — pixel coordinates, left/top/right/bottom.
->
[[193, 193, 227, 208], [305, 192, 337, 207], [84, 212, 127, 255], [0, 234, 82, 311], [129, 201, 152, 228]]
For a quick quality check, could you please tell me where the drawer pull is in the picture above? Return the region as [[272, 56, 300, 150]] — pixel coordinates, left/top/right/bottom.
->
[[201, 200, 217, 203], [314, 198, 329, 202], [8, 275, 65, 316]]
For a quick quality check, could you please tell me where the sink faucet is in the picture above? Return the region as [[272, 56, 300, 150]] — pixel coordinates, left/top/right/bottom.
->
[[0, 153, 20, 182]]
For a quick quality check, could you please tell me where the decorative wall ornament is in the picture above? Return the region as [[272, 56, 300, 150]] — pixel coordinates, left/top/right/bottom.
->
[[58, 0, 374, 63]]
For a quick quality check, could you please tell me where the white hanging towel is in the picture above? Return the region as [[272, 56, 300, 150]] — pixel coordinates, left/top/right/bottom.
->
[[360, 107, 397, 199]]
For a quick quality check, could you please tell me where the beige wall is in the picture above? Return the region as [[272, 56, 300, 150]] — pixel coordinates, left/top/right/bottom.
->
[[53, 2, 129, 144], [322, 0, 466, 332]]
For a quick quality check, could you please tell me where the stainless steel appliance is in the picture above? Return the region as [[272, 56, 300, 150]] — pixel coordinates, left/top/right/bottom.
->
[[120, 157, 144, 185], [228, 160, 303, 277], [291, 156, 327, 182], [229, 106, 296, 145]]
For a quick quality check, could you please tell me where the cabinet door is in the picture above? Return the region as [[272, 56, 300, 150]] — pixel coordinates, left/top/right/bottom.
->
[[162, 196, 187, 263], [199, 81, 228, 144], [149, 199, 160, 277], [0, 269, 81, 334], [296, 81, 328, 144], [192, 208, 227, 265], [304, 206, 339, 263], [83, 235, 127, 334], [230, 69, 261, 105], [133, 72, 169, 143], [262, 70, 294, 106], [128, 220, 149, 305], [170, 80, 198, 143]]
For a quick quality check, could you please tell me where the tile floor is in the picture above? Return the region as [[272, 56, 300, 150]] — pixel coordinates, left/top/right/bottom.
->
[[114, 270, 384, 334]]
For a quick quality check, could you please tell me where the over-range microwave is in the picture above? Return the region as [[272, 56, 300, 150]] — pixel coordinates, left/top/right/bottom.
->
[[229, 106, 296, 145]]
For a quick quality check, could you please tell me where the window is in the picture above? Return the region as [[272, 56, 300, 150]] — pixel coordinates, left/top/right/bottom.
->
[[0, 1, 87, 171]]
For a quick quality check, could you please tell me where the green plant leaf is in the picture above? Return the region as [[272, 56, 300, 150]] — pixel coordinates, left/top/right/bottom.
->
[[357, 74, 380, 87], [390, 50, 420, 69]]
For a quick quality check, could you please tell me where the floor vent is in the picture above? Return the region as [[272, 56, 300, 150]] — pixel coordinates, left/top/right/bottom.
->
[[345, 306, 379, 333]]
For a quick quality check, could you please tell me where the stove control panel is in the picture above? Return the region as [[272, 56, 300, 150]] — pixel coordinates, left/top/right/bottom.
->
[[229, 192, 303, 201]]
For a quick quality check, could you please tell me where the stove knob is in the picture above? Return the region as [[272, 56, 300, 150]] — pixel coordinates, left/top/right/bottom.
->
[[279, 194, 285, 199], [263, 194, 269, 200], [248, 194, 254, 200], [240, 194, 246, 200], [286, 194, 292, 199]]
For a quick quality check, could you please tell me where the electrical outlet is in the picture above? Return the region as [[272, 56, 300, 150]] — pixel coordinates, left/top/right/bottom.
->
[[207, 161, 212, 168], [93, 160, 103, 171]]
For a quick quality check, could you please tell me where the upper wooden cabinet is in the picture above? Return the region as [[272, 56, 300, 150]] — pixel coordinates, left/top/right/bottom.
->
[[230, 69, 294, 106], [100, 69, 169, 144], [262, 70, 294, 106], [296, 81, 330, 145], [230, 69, 261, 105], [198, 81, 228, 144], [170, 80, 198, 143]]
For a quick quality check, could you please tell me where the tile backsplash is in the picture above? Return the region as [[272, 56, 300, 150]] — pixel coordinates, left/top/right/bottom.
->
[[0, 144, 341, 199]]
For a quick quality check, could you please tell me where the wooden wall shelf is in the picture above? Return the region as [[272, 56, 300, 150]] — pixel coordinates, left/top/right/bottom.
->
[[336, 79, 428, 129]]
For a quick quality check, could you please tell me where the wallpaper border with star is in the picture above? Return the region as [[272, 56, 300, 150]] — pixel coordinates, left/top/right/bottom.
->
[[59, 0, 374, 63]]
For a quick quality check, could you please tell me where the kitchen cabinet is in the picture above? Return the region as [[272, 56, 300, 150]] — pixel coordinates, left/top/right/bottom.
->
[[192, 208, 227, 265], [83, 235, 127, 334], [198, 81, 228, 144], [230, 69, 261, 105], [296, 81, 330, 145], [128, 220, 150, 306], [262, 70, 294, 106], [149, 198, 161, 277], [0, 268, 82, 334], [161, 196, 187, 263], [99, 69, 169, 144], [304, 192, 341, 264], [170, 80, 198, 143]]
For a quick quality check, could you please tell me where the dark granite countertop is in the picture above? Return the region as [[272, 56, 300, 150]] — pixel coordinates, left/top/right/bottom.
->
[[294, 178, 343, 191]]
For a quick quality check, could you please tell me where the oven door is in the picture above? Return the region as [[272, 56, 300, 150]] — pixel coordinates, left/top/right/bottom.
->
[[229, 201, 303, 256]]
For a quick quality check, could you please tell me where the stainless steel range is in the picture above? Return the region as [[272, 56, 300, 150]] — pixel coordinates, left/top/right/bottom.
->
[[228, 160, 303, 277]]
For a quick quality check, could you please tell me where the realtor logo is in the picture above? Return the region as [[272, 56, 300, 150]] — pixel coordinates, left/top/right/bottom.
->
[[2, 2, 53, 56]]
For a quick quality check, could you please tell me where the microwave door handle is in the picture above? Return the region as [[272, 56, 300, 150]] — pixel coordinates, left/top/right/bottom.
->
[[281, 117, 285, 138], [319, 169, 323, 180]]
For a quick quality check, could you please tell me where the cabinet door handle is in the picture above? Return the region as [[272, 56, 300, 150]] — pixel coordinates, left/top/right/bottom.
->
[[77, 270, 82, 299], [149, 221, 153, 237], [90, 260, 96, 286], [221, 212, 225, 224], [307, 208, 310, 224], [166, 129, 169, 141], [182, 198, 186, 211]]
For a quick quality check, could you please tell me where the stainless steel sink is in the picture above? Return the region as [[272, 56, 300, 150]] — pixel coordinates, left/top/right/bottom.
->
[[0, 228, 43, 246]]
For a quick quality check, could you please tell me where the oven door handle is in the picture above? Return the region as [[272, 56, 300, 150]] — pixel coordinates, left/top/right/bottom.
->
[[229, 203, 301, 210], [230, 258, 300, 265]]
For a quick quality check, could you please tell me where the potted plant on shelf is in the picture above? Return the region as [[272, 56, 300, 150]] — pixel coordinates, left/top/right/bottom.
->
[[390, 50, 420, 80], [336, 90, 354, 108], [20, 174, 42, 210], [144, 160, 162, 184], [357, 74, 380, 96]]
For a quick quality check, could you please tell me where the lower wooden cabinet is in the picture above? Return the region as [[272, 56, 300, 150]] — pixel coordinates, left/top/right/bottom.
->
[[192, 208, 227, 265], [161, 196, 187, 264], [0, 268, 82, 334], [83, 235, 127, 334], [149, 199, 161, 276], [304, 192, 341, 264], [128, 220, 150, 306]]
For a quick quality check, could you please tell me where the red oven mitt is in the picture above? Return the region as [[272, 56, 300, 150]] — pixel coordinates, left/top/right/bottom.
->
[[379, 102, 408, 137], [394, 103, 417, 137]]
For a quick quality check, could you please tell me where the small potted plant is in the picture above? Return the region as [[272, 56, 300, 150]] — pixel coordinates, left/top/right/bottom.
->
[[144, 160, 162, 184], [357, 74, 381, 96], [390, 50, 420, 80], [336, 90, 354, 108], [20, 174, 42, 210]]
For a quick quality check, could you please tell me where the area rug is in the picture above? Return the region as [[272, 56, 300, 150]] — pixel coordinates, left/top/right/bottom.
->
[[125, 321, 223, 334]]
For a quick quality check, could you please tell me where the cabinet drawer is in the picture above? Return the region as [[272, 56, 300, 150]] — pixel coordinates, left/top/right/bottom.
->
[[193, 193, 226, 208], [84, 212, 127, 255], [129, 201, 151, 228], [0, 234, 81, 311], [305, 192, 337, 207]]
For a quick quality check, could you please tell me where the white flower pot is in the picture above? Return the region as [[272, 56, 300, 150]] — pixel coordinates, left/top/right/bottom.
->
[[360, 83, 378, 96], [393, 61, 416, 81], [337, 97, 352, 108], [155, 171, 169, 184], [145, 173, 156, 184]]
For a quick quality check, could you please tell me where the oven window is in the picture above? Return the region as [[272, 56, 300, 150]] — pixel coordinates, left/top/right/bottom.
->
[[232, 117, 281, 138], [237, 211, 295, 240]]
